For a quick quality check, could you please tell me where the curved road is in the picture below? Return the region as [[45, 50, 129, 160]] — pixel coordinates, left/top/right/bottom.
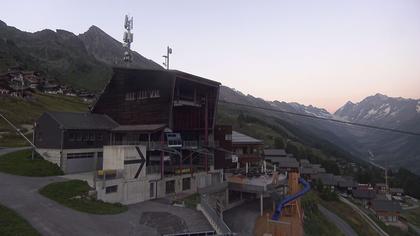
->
[[318, 204, 358, 236], [0, 171, 212, 236]]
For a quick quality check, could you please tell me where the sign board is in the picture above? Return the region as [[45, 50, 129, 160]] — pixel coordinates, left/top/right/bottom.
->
[[103, 145, 147, 179], [232, 155, 238, 163]]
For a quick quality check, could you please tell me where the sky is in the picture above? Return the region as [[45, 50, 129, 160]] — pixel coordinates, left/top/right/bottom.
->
[[1, 0, 420, 113]]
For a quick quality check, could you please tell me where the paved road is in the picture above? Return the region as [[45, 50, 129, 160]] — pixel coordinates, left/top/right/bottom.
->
[[318, 204, 358, 236], [339, 196, 389, 236], [0, 172, 212, 236], [0, 146, 31, 155]]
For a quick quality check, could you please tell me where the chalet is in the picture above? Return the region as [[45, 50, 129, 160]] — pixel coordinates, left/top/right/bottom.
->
[[371, 199, 401, 223], [375, 183, 388, 194], [390, 188, 404, 197], [313, 173, 337, 191], [34, 112, 118, 173], [263, 149, 287, 161], [274, 157, 300, 173], [352, 187, 376, 207], [231, 131, 263, 167]]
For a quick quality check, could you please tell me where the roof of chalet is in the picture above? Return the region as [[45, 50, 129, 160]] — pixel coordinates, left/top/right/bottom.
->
[[45, 112, 119, 130], [300, 167, 317, 175], [372, 200, 401, 213], [112, 124, 166, 132], [232, 131, 263, 145], [390, 188, 404, 194], [336, 176, 356, 188], [263, 149, 287, 157], [352, 188, 376, 199], [314, 173, 337, 186], [274, 157, 299, 169]]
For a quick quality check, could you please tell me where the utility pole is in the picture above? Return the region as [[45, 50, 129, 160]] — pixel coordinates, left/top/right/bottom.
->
[[0, 113, 36, 159], [162, 46, 172, 69]]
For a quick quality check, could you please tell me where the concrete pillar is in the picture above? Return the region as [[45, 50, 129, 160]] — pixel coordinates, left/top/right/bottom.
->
[[226, 188, 229, 205], [260, 193, 263, 216], [246, 162, 248, 174]]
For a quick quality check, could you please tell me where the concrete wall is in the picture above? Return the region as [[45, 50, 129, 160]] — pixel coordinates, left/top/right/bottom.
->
[[97, 171, 214, 205]]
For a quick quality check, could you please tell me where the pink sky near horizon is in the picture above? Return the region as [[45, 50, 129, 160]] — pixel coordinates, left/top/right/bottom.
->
[[1, 0, 420, 113]]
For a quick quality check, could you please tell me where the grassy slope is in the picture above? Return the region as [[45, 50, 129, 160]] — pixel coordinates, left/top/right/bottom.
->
[[0, 93, 88, 146], [39, 180, 127, 215], [0, 149, 63, 176], [0, 204, 40, 236], [320, 199, 380, 236], [403, 207, 420, 228], [301, 191, 345, 236]]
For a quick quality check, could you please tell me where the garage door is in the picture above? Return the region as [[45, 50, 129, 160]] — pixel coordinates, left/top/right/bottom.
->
[[66, 152, 96, 173]]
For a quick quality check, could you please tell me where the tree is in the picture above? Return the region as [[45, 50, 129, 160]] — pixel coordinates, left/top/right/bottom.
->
[[274, 137, 285, 149]]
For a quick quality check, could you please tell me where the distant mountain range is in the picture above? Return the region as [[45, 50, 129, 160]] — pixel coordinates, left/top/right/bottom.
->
[[1, 20, 419, 174], [220, 87, 420, 174]]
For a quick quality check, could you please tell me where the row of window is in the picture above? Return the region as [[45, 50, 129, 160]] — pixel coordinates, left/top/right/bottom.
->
[[67, 152, 95, 159], [68, 133, 103, 142], [125, 89, 161, 101]]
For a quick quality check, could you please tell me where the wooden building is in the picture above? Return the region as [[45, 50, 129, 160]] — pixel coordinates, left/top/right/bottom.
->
[[92, 68, 221, 177], [231, 131, 263, 166]]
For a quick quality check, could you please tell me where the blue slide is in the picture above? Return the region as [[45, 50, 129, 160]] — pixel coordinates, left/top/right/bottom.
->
[[271, 177, 311, 221]]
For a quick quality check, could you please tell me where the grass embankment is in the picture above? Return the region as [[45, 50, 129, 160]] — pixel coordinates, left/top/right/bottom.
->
[[320, 198, 380, 236], [39, 180, 127, 215], [403, 207, 420, 228], [0, 149, 63, 176], [0, 93, 88, 147], [301, 191, 345, 236], [0, 204, 40, 236]]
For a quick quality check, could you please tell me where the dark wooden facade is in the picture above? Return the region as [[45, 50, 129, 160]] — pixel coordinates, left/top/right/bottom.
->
[[214, 125, 233, 169], [92, 68, 220, 135]]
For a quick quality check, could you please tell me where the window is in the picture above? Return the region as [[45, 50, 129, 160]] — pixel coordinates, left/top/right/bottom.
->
[[97, 152, 103, 158], [69, 133, 76, 141], [89, 133, 95, 141], [125, 92, 135, 101], [165, 180, 175, 194], [182, 178, 191, 191], [225, 134, 232, 141], [67, 152, 95, 159], [97, 134, 103, 141], [105, 185, 118, 194], [76, 133, 82, 141]]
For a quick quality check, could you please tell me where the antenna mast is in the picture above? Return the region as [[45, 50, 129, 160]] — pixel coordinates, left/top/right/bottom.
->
[[162, 46, 172, 69], [122, 14, 134, 64]]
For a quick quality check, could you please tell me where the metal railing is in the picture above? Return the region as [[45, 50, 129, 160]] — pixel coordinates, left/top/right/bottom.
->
[[200, 194, 234, 235]]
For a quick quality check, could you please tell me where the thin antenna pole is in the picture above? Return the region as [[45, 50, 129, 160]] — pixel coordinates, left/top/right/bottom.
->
[[0, 113, 35, 147]]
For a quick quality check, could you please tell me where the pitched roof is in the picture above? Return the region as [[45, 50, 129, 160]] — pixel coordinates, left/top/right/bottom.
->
[[171, 70, 221, 87], [263, 149, 287, 157], [273, 157, 299, 168], [46, 112, 118, 130], [232, 131, 263, 144], [352, 188, 376, 199], [390, 188, 404, 194], [372, 200, 401, 213], [314, 173, 337, 186]]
